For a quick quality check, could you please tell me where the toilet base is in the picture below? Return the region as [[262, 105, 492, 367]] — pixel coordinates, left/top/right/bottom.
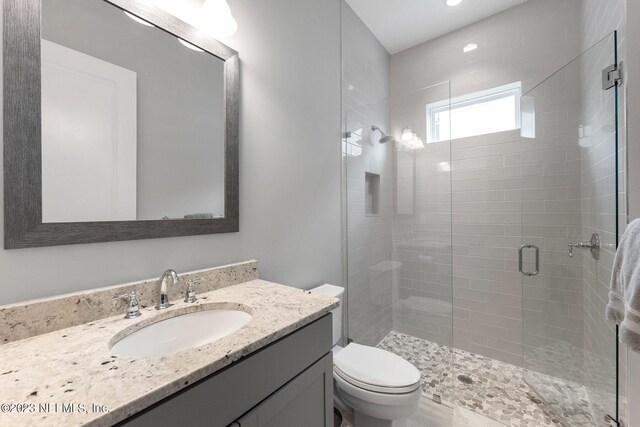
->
[[333, 379, 420, 427], [333, 387, 355, 426], [333, 401, 393, 427], [354, 410, 393, 427]]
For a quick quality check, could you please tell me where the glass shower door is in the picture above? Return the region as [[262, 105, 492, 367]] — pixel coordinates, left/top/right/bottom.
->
[[388, 82, 454, 405], [520, 32, 620, 426], [343, 81, 454, 410]]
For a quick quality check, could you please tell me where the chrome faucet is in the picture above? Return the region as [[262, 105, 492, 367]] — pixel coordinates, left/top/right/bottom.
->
[[157, 269, 180, 309]]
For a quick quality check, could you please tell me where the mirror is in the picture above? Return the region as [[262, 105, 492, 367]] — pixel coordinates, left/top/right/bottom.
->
[[42, 0, 225, 222], [4, 0, 239, 248]]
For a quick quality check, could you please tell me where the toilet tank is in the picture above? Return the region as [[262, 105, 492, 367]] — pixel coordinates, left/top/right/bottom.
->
[[310, 284, 344, 346]]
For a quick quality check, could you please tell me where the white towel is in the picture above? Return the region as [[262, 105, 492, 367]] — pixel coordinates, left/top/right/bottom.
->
[[607, 218, 640, 352]]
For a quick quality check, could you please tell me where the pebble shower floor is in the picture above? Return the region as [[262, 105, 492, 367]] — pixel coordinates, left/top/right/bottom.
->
[[377, 331, 596, 426]]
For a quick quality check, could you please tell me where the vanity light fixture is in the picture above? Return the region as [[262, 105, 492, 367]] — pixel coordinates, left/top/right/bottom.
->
[[178, 38, 205, 52], [401, 127, 415, 143], [202, 0, 238, 38], [446, 0, 464, 7], [400, 127, 425, 150], [463, 43, 478, 53], [407, 136, 425, 150], [124, 11, 155, 27]]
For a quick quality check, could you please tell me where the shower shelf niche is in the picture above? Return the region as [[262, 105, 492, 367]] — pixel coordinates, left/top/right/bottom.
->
[[365, 172, 380, 216]]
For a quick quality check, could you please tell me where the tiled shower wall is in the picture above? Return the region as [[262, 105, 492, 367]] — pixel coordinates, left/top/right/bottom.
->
[[342, 3, 393, 346], [390, 0, 583, 366], [579, 0, 627, 423]]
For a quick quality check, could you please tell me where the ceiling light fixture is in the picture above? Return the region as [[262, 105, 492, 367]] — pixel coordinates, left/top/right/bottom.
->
[[446, 0, 464, 7], [463, 43, 478, 53], [124, 11, 154, 27], [178, 38, 204, 52], [202, 0, 238, 38]]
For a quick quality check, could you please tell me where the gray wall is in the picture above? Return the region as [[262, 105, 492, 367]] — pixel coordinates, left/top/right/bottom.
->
[[0, 0, 342, 305], [342, 2, 393, 346]]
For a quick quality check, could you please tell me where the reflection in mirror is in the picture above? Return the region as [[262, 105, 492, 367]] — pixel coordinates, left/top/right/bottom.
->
[[41, 0, 226, 223]]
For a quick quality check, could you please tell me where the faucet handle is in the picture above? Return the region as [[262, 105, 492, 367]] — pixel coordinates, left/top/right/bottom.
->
[[184, 279, 198, 303], [112, 291, 142, 319]]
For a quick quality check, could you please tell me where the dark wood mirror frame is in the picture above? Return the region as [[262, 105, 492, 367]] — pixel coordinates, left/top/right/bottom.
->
[[3, 0, 240, 249]]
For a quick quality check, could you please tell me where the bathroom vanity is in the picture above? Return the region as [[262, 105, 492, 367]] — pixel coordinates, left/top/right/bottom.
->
[[120, 315, 333, 427], [0, 262, 338, 427]]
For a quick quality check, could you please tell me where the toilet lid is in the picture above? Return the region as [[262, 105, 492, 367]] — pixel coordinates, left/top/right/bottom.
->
[[334, 343, 421, 392]]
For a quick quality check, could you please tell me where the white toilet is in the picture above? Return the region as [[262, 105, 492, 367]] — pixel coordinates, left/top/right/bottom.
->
[[310, 284, 422, 427]]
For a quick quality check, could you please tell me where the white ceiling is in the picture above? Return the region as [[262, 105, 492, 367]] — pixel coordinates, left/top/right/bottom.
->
[[346, 0, 528, 54]]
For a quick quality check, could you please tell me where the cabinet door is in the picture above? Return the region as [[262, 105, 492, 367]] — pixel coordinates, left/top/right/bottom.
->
[[236, 354, 333, 427]]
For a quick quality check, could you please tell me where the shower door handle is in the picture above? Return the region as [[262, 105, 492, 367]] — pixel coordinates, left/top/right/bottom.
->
[[519, 244, 539, 277]]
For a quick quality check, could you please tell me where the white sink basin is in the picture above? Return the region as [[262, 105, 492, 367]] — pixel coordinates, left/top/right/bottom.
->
[[110, 309, 252, 358]]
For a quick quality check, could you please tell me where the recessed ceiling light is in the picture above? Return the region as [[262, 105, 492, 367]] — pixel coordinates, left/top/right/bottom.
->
[[463, 43, 478, 53], [124, 11, 154, 27], [446, 0, 464, 6]]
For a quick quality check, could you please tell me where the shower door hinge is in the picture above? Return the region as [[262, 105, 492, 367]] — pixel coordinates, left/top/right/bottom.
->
[[603, 62, 623, 90]]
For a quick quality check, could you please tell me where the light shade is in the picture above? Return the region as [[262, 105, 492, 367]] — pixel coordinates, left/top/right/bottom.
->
[[178, 38, 204, 52], [202, 0, 238, 38], [446, 0, 464, 6], [124, 11, 154, 27], [400, 127, 425, 150], [401, 127, 415, 143], [405, 136, 425, 150]]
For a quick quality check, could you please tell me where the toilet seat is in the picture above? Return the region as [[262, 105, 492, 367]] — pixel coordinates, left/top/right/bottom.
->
[[334, 371, 421, 406], [334, 367, 420, 394], [333, 343, 421, 394]]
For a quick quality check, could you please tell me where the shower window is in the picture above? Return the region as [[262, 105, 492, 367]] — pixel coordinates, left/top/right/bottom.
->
[[343, 128, 363, 157], [427, 81, 521, 142]]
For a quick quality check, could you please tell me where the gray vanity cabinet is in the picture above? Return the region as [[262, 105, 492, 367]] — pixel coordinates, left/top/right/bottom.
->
[[117, 314, 333, 427], [232, 354, 332, 427]]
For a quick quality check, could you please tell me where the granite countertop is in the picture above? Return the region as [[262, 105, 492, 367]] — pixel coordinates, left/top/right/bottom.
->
[[0, 280, 338, 427]]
